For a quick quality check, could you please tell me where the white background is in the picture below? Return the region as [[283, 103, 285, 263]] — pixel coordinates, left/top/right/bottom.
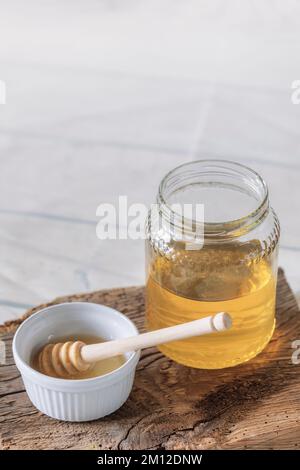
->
[[0, 0, 300, 322]]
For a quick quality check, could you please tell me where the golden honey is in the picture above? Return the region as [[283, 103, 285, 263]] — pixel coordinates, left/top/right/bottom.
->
[[32, 334, 125, 379], [146, 241, 277, 369]]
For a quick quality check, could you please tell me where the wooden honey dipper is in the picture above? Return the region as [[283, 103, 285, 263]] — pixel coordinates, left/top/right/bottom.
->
[[38, 312, 232, 378]]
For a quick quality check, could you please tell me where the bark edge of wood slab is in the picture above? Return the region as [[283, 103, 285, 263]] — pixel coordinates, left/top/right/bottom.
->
[[1, 268, 300, 450]]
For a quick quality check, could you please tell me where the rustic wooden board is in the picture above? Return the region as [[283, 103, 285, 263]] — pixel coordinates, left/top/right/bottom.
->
[[1, 269, 300, 450]]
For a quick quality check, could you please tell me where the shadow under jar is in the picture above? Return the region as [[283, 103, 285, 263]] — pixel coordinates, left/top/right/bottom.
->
[[145, 160, 280, 369]]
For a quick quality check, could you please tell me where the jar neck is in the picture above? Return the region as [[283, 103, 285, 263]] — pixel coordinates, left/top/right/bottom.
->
[[156, 160, 270, 242]]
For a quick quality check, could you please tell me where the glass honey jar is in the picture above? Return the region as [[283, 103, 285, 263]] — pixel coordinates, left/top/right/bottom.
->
[[145, 160, 280, 369]]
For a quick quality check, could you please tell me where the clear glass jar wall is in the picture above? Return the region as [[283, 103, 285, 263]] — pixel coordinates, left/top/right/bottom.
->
[[145, 161, 280, 369]]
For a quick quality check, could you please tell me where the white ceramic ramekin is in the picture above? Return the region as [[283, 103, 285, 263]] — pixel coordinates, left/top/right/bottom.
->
[[13, 302, 140, 422]]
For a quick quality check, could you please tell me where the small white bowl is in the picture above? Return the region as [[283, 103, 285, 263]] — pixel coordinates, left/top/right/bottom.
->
[[13, 302, 140, 422]]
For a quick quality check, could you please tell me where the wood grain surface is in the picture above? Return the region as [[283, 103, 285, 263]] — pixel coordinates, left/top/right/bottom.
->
[[1, 269, 300, 450]]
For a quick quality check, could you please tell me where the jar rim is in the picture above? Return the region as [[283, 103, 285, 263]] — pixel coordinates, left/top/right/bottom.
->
[[157, 159, 269, 239]]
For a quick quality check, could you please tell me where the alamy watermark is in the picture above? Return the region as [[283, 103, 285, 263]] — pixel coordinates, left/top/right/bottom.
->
[[0, 340, 6, 365], [96, 196, 204, 248], [0, 80, 6, 104], [291, 80, 300, 104], [291, 340, 300, 365]]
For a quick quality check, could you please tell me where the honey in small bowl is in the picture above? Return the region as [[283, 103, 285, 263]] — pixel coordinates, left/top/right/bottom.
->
[[31, 334, 125, 380]]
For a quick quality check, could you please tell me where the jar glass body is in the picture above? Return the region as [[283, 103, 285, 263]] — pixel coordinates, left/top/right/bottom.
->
[[145, 160, 280, 369]]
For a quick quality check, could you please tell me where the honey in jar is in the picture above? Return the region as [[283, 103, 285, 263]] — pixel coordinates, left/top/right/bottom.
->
[[145, 161, 280, 369]]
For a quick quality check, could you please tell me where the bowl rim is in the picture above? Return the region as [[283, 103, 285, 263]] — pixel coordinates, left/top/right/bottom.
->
[[12, 302, 140, 390]]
